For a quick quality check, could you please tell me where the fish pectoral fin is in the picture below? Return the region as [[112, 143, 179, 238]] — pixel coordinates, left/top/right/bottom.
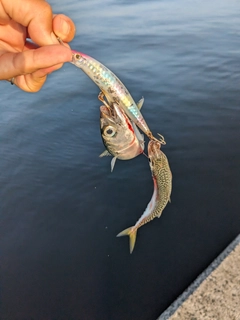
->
[[111, 157, 117, 172], [117, 226, 137, 254], [137, 97, 144, 110], [99, 150, 112, 158], [169, 197, 171, 203]]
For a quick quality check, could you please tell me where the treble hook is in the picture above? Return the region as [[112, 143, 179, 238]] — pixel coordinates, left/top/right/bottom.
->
[[157, 133, 166, 145], [98, 92, 111, 111], [147, 132, 166, 145]]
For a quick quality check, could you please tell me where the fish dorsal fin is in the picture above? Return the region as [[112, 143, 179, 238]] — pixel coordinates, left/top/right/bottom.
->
[[137, 97, 144, 110], [111, 156, 117, 172], [99, 150, 112, 158]]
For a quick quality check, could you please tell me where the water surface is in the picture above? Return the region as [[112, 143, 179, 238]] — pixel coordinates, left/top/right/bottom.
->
[[1, 0, 240, 319]]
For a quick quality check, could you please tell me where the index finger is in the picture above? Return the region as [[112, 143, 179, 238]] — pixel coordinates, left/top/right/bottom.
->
[[1, 0, 59, 46], [0, 44, 72, 80]]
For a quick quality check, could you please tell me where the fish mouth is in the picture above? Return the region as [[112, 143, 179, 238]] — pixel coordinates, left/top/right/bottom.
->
[[148, 140, 162, 159], [100, 105, 111, 117], [100, 105, 112, 120], [100, 105, 116, 128], [100, 103, 125, 127]]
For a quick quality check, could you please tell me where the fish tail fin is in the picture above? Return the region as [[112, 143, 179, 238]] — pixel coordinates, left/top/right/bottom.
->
[[117, 227, 137, 254]]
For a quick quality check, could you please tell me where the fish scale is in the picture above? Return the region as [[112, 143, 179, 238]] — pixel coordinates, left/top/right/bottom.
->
[[117, 141, 172, 253]]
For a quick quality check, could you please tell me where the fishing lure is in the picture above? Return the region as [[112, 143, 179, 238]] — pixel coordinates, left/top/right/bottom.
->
[[71, 50, 165, 145]]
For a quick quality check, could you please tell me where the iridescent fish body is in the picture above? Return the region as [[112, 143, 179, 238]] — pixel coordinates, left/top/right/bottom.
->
[[71, 51, 165, 144], [117, 140, 172, 253]]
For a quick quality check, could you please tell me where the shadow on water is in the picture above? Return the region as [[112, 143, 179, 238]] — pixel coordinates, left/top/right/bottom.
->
[[1, 0, 240, 319]]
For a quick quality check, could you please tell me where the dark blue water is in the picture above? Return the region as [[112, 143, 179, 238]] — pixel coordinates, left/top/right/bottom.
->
[[1, 0, 240, 319]]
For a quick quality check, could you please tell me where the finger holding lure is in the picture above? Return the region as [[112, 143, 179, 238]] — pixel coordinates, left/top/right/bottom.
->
[[117, 140, 172, 253], [71, 50, 166, 145]]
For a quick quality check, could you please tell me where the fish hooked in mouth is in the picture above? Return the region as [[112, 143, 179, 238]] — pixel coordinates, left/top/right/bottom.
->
[[99, 102, 145, 172]]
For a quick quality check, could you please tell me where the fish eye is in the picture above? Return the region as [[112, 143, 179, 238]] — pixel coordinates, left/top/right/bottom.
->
[[75, 54, 81, 60], [104, 126, 116, 137]]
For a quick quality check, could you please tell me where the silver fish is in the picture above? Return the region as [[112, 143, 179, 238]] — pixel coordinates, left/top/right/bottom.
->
[[117, 140, 172, 253], [100, 102, 145, 172]]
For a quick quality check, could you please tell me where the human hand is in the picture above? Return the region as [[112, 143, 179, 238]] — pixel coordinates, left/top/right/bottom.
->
[[0, 0, 75, 92]]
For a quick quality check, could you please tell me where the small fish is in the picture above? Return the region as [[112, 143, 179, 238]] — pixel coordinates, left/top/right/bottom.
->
[[100, 102, 145, 172], [117, 140, 172, 253], [71, 50, 165, 145]]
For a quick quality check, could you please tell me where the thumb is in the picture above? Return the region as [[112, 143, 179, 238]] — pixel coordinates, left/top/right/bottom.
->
[[1, 0, 58, 45]]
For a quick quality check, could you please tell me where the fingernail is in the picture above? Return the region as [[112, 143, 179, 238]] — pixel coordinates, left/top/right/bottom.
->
[[61, 19, 70, 36]]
